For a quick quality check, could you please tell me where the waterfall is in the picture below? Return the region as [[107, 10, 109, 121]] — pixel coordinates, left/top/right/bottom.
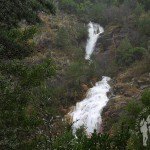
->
[[67, 22, 110, 135], [85, 22, 104, 60], [69, 76, 111, 135]]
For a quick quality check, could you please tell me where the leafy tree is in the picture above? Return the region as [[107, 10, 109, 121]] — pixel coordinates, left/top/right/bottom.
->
[[0, 0, 56, 59], [0, 0, 55, 29], [0, 1, 58, 148], [0, 27, 37, 59], [0, 59, 56, 149]]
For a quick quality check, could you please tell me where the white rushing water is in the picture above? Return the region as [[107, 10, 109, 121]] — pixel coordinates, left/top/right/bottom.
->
[[85, 22, 104, 60], [69, 76, 111, 135], [67, 22, 110, 135]]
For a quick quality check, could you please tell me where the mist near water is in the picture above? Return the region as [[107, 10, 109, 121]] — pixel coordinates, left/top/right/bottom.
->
[[85, 22, 104, 60]]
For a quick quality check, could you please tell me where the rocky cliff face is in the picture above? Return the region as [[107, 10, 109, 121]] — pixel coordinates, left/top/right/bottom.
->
[[102, 70, 150, 133]]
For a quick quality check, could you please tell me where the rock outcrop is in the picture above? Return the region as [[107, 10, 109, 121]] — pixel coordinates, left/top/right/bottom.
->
[[101, 72, 150, 133]]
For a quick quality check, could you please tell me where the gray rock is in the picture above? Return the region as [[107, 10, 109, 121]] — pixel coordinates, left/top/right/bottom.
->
[[140, 85, 150, 90]]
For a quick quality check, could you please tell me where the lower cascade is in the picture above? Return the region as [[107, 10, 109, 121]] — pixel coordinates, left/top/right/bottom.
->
[[69, 76, 111, 135]]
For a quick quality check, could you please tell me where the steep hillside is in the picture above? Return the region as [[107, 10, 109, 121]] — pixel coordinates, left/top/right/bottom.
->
[[0, 0, 150, 149]]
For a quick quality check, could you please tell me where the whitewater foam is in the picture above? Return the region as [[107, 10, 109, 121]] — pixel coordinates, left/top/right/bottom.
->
[[85, 22, 104, 60], [69, 76, 111, 135]]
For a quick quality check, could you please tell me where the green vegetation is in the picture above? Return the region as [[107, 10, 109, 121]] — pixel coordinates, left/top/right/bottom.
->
[[138, 12, 150, 36], [0, 0, 149, 149], [0, 27, 37, 59], [59, 0, 107, 24], [141, 90, 150, 106], [112, 90, 150, 149], [0, 0, 55, 59], [67, 60, 102, 81], [76, 25, 88, 43], [16, 88, 147, 149], [56, 27, 71, 50], [52, 125, 130, 150], [0, 0, 55, 29], [116, 37, 147, 66], [0, 59, 56, 149], [0, 1, 57, 149]]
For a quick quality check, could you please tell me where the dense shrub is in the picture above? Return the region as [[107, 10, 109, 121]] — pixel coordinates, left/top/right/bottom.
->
[[76, 25, 87, 42], [88, 3, 107, 24], [121, 101, 143, 129], [132, 47, 147, 60], [52, 125, 130, 150], [133, 3, 144, 17], [138, 12, 150, 36], [0, 0, 55, 59], [116, 37, 133, 66], [139, 35, 149, 48], [0, 1, 57, 148], [0, 27, 37, 59], [59, 0, 78, 14], [116, 37, 147, 66], [59, 0, 107, 24], [141, 90, 150, 106], [137, 0, 150, 11], [0, 59, 56, 149], [59, 0, 92, 15], [56, 27, 71, 50], [0, 0, 55, 29], [66, 59, 102, 83]]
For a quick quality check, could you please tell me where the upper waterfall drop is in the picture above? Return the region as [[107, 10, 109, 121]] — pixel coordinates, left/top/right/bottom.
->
[[85, 22, 104, 60]]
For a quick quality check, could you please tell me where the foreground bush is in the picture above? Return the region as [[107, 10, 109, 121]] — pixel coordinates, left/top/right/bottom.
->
[[52, 125, 130, 150]]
